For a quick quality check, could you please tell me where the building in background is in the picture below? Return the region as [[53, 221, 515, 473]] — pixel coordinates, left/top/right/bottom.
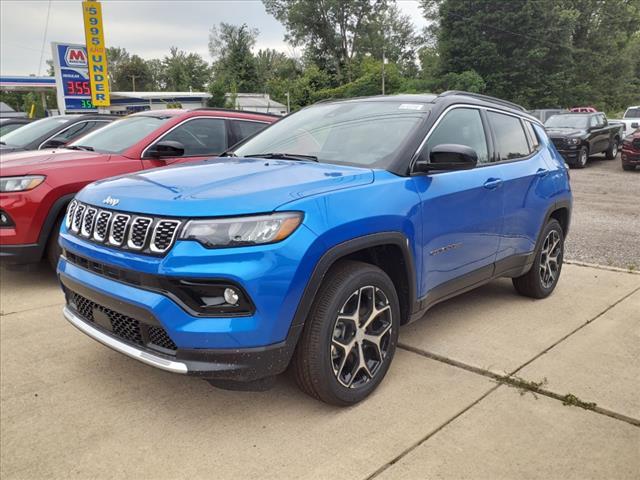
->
[[226, 93, 287, 116]]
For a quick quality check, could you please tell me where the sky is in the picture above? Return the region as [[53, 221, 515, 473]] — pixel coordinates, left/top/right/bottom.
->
[[0, 0, 427, 76]]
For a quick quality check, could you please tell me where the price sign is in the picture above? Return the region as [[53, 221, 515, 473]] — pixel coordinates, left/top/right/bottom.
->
[[51, 42, 97, 114]]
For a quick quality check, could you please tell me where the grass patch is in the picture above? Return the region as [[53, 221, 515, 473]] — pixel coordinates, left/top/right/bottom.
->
[[561, 393, 597, 410]]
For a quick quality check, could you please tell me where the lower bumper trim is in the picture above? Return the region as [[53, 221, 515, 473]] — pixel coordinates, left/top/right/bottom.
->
[[63, 306, 189, 374]]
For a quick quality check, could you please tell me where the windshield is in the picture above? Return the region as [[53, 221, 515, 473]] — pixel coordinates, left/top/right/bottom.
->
[[67, 115, 170, 153], [233, 101, 430, 168], [624, 108, 640, 119], [0, 116, 72, 147], [545, 115, 589, 129]]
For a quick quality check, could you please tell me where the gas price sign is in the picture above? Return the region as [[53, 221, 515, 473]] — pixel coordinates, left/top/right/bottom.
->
[[51, 42, 97, 113]]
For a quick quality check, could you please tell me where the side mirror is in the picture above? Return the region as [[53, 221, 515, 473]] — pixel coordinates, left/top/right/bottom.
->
[[41, 138, 66, 149], [146, 140, 185, 158], [414, 144, 478, 173]]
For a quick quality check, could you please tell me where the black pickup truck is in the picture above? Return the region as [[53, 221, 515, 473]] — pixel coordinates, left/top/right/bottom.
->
[[544, 112, 623, 168]]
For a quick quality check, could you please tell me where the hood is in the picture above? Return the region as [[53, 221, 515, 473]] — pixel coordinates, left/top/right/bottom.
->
[[546, 127, 586, 137], [0, 145, 25, 154], [0, 148, 109, 175], [76, 157, 374, 217]]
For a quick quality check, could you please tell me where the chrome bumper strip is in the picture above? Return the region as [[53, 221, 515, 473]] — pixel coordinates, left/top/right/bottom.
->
[[63, 306, 188, 374]]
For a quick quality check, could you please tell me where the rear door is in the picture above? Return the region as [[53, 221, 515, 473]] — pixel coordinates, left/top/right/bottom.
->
[[489, 111, 556, 266], [412, 107, 503, 296]]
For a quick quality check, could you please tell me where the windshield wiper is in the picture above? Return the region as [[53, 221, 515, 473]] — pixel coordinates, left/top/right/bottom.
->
[[244, 152, 319, 162], [64, 145, 94, 151]]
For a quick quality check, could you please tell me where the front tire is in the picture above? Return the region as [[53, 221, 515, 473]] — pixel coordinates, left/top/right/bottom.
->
[[292, 260, 400, 406], [605, 138, 619, 160], [575, 146, 588, 168], [46, 216, 64, 271], [513, 219, 564, 299]]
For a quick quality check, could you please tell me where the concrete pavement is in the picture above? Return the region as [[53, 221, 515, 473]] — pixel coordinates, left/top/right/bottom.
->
[[1, 263, 639, 479]]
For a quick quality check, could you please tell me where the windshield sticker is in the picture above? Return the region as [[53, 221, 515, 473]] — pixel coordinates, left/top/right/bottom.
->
[[399, 104, 424, 110]]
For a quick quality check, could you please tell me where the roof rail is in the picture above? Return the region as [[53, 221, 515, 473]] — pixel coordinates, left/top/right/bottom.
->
[[190, 107, 282, 118], [438, 91, 526, 112]]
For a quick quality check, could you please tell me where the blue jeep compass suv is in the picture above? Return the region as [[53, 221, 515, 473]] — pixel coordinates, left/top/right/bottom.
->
[[58, 91, 572, 405]]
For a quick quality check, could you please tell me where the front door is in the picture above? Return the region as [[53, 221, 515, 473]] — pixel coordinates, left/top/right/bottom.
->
[[412, 107, 503, 299]]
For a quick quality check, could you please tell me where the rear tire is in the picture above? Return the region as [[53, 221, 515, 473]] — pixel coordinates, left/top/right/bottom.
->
[[605, 138, 619, 160], [46, 216, 64, 271], [513, 219, 564, 299], [292, 260, 400, 406]]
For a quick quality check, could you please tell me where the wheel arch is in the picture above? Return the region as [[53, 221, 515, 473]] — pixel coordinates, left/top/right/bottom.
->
[[37, 193, 76, 257], [291, 232, 418, 329]]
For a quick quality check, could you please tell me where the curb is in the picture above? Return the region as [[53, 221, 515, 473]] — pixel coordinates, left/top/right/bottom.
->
[[564, 259, 639, 275]]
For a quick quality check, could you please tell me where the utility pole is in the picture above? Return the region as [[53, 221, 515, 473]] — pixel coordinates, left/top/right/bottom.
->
[[129, 75, 138, 92], [285, 91, 291, 114], [382, 44, 386, 95]]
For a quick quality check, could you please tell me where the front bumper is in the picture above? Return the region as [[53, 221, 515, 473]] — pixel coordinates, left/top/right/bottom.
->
[[60, 273, 303, 381], [621, 151, 640, 166], [0, 242, 43, 264], [554, 147, 580, 164]]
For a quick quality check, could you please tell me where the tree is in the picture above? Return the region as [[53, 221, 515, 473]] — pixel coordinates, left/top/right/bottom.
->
[[209, 23, 259, 92], [114, 54, 151, 91], [420, 0, 640, 110], [263, 0, 388, 83], [106, 47, 131, 90], [163, 47, 210, 91], [146, 58, 166, 90]]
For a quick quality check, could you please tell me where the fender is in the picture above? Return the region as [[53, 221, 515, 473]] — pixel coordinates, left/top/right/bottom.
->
[[35, 193, 77, 257], [290, 232, 418, 332]]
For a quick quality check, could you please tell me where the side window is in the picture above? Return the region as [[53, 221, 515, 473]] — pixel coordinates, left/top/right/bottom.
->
[[597, 114, 606, 126], [54, 122, 92, 142], [232, 120, 268, 142], [422, 108, 489, 164], [589, 116, 598, 128], [160, 118, 227, 156], [523, 121, 540, 151], [487, 112, 530, 161]]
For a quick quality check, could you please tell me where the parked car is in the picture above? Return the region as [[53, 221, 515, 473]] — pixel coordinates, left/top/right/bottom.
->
[[0, 118, 32, 136], [528, 109, 568, 123], [0, 108, 276, 268], [57, 91, 572, 405], [569, 106, 597, 113], [610, 106, 640, 138], [0, 114, 117, 154], [545, 112, 623, 168], [621, 129, 640, 171]]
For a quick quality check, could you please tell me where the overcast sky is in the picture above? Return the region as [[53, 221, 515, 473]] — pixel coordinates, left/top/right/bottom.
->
[[0, 0, 427, 76]]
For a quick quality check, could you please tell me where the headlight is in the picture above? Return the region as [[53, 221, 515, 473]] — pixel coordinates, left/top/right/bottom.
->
[[0, 175, 46, 192], [567, 138, 580, 145], [180, 212, 303, 248]]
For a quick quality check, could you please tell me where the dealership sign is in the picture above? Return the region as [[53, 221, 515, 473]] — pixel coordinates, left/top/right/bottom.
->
[[82, 0, 110, 107], [51, 42, 96, 114]]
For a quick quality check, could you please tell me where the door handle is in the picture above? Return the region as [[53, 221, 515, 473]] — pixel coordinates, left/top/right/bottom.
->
[[483, 178, 503, 189], [536, 168, 549, 177]]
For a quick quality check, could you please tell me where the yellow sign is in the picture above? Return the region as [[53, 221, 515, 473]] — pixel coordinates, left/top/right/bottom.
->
[[82, 0, 110, 106]]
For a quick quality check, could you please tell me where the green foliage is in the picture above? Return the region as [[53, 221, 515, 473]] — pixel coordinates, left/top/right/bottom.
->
[[209, 23, 259, 92], [162, 47, 210, 91], [420, 0, 640, 111]]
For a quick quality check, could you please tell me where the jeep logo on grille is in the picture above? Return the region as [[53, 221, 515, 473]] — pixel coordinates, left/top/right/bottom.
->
[[102, 196, 120, 207]]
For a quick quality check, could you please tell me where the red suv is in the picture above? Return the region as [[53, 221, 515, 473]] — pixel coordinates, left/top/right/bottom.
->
[[0, 108, 277, 267]]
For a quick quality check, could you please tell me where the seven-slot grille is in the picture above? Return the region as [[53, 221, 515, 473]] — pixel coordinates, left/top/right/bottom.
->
[[65, 201, 182, 255]]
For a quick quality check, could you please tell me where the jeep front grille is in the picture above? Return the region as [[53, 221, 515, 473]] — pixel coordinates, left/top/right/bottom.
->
[[65, 201, 182, 256]]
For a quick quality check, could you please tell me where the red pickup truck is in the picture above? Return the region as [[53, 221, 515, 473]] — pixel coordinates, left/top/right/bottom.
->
[[0, 108, 277, 268]]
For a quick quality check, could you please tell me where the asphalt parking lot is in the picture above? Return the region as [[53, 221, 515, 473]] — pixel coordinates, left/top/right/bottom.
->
[[1, 153, 640, 479], [565, 152, 640, 270]]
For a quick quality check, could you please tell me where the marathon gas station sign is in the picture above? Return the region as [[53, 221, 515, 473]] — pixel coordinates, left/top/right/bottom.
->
[[51, 1, 110, 114], [51, 42, 96, 113]]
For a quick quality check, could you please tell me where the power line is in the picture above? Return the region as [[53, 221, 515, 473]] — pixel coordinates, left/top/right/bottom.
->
[[37, 0, 52, 75]]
